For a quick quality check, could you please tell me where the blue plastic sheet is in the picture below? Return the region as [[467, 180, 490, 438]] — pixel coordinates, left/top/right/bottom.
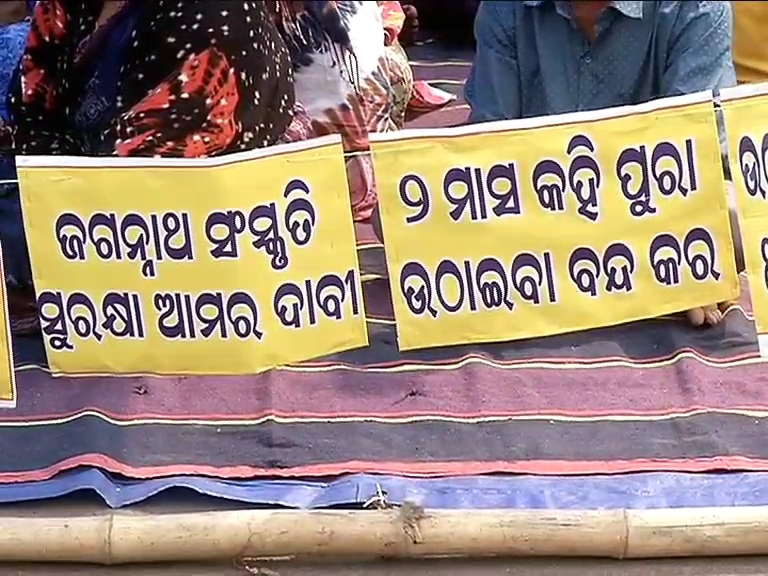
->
[[1, 468, 767, 509]]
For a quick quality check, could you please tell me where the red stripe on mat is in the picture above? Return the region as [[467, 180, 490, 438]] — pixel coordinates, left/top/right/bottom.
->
[[4, 405, 768, 424], [5, 454, 768, 483]]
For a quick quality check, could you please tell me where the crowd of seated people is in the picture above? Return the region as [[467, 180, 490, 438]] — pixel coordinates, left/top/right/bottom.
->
[[3, 0, 764, 339], [0, 0, 451, 335]]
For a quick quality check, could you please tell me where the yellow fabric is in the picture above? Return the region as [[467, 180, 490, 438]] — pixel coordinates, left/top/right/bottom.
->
[[733, 1, 768, 84]]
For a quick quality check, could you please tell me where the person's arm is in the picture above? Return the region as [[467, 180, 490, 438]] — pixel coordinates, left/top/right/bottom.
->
[[464, 2, 521, 123], [660, 1, 736, 95]]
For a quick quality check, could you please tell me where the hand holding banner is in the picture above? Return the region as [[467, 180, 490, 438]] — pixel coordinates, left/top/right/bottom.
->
[[17, 135, 368, 375], [370, 92, 739, 351]]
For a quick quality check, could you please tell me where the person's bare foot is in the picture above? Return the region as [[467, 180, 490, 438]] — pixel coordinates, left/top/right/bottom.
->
[[686, 304, 723, 327]]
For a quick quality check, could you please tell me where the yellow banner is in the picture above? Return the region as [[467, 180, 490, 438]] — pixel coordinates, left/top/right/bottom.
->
[[370, 93, 739, 351], [721, 83, 768, 354], [17, 135, 368, 375], [0, 246, 16, 407]]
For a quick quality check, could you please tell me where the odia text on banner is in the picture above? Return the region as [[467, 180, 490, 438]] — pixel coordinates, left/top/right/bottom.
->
[[17, 135, 368, 375], [370, 92, 739, 351], [721, 82, 768, 356]]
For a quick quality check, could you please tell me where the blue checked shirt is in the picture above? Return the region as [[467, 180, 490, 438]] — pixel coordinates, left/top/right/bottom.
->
[[465, 1, 736, 121]]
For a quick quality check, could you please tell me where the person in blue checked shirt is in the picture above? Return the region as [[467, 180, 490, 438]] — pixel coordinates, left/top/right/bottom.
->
[[465, 0, 743, 328]]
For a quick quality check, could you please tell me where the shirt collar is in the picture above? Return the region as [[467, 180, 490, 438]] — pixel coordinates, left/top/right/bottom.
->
[[522, 1, 645, 19]]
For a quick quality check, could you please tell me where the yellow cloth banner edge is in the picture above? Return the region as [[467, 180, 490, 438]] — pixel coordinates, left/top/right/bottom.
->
[[0, 244, 16, 407], [371, 91, 739, 352], [16, 133, 369, 377]]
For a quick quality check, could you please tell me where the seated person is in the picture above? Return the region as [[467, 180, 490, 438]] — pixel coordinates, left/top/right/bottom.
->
[[0, 0, 301, 333], [380, 1, 455, 126], [0, 1, 33, 333], [272, 0, 400, 222], [1, 0, 297, 158], [465, 0, 741, 328], [381, 0, 415, 130], [733, 1, 768, 84], [271, 0, 451, 223]]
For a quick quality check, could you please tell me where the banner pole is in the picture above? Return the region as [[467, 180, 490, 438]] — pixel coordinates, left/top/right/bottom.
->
[[0, 506, 765, 564]]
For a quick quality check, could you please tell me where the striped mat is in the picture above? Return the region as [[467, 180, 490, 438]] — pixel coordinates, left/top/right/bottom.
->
[[2, 47, 768, 483]]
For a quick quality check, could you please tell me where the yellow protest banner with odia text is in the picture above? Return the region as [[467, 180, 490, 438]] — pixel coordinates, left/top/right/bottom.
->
[[721, 83, 768, 355], [17, 135, 368, 375], [370, 92, 739, 351], [0, 245, 16, 407]]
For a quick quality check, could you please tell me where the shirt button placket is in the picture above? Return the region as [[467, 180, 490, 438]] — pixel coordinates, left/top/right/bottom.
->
[[578, 50, 592, 109]]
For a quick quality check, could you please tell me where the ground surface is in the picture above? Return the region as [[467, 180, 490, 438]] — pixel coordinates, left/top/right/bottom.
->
[[2, 558, 768, 575]]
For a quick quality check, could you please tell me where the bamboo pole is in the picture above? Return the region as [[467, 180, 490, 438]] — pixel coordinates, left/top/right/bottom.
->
[[0, 505, 766, 564]]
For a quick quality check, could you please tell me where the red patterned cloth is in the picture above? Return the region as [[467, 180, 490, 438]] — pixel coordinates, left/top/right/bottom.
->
[[1, 0, 295, 158]]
